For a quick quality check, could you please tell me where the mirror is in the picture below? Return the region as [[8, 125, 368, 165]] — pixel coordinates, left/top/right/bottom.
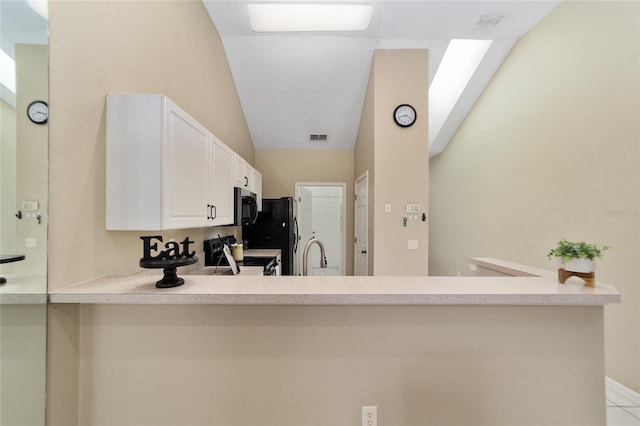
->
[[0, 0, 48, 424]]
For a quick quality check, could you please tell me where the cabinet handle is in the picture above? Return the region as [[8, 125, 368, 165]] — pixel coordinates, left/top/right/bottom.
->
[[206, 204, 211, 220], [244, 176, 248, 187], [211, 205, 216, 220]]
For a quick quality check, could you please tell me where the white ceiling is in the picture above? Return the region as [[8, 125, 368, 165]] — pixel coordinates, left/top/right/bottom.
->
[[203, 0, 560, 154]]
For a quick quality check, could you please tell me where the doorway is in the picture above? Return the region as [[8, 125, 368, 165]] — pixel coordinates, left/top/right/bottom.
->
[[354, 171, 368, 276], [295, 182, 346, 276]]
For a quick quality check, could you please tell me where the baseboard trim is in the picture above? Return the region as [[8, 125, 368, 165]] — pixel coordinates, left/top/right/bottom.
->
[[606, 377, 640, 407]]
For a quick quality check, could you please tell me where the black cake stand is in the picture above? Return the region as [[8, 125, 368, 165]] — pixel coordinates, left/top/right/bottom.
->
[[139, 256, 198, 288], [0, 254, 26, 284]]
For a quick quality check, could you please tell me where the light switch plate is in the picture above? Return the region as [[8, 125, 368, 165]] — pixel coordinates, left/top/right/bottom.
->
[[408, 239, 418, 250], [406, 204, 420, 213], [23, 201, 39, 211], [384, 203, 391, 213]]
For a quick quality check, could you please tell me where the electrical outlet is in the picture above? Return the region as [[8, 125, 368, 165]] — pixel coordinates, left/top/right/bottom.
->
[[362, 406, 377, 426]]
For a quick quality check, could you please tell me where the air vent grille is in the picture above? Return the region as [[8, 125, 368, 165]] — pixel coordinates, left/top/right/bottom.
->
[[309, 133, 328, 142], [477, 15, 503, 28]]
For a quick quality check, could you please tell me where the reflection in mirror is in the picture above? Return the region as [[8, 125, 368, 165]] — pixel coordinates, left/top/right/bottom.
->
[[295, 183, 346, 276], [0, 0, 48, 425]]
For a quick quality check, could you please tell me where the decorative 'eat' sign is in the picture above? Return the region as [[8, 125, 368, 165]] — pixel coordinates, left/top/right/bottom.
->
[[140, 236, 195, 261]]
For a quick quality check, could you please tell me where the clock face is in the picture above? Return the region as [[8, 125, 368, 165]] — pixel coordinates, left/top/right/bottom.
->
[[393, 104, 416, 127], [27, 100, 48, 124]]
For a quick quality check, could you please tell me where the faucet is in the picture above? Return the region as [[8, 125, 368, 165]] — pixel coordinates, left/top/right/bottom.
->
[[302, 238, 327, 276]]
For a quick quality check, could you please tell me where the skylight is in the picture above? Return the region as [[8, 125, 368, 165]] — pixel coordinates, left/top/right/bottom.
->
[[429, 39, 493, 146], [247, 4, 374, 32], [0, 49, 16, 94]]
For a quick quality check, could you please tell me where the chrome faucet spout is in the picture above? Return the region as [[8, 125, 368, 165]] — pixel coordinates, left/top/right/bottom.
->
[[302, 238, 327, 276]]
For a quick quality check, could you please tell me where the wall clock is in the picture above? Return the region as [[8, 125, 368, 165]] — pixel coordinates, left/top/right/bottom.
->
[[27, 100, 48, 124], [393, 104, 416, 128]]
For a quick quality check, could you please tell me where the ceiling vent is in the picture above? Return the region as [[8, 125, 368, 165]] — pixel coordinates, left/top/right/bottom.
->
[[477, 15, 504, 28], [309, 133, 328, 142]]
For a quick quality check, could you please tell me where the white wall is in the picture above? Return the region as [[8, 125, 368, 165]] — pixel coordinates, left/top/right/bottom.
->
[[429, 1, 640, 392]]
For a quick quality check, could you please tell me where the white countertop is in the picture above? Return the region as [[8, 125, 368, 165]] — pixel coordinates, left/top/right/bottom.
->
[[48, 258, 620, 305], [469, 257, 558, 279], [0, 275, 47, 304]]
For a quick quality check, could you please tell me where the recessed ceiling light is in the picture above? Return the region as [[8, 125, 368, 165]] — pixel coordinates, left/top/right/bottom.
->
[[247, 3, 374, 32], [429, 39, 493, 145]]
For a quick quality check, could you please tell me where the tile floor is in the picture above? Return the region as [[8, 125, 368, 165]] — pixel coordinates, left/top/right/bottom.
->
[[607, 379, 640, 426]]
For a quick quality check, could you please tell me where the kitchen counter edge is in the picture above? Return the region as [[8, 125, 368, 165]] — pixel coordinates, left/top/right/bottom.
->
[[48, 259, 621, 306]]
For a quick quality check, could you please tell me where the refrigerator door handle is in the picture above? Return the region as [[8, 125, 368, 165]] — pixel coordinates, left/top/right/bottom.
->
[[293, 217, 299, 253]]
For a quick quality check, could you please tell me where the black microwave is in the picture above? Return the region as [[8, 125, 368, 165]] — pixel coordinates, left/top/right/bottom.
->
[[234, 187, 258, 226]]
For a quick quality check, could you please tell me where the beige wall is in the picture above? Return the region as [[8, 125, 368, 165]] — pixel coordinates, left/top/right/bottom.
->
[[0, 45, 48, 275], [76, 304, 607, 426], [48, 0, 254, 291], [0, 100, 16, 258], [47, 1, 254, 424], [0, 305, 47, 426], [255, 150, 354, 275], [354, 60, 376, 274], [429, 1, 639, 392], [355, 50, 429, 276], [15, 44, 48, 276]]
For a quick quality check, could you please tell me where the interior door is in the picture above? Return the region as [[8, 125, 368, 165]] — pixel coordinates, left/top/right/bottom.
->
[[296, 187, 313, 275], [354, 172, 368, 276], [309, 187, 343, 276]]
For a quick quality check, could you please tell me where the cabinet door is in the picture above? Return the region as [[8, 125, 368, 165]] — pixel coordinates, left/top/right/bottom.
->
[[210, 136, 234, 226], [234, 154, 257, 191], [234, 154, 247, 188], [253, 168, 262, 212], [163, 99, 211, 229], [244, 163, 254, 192]]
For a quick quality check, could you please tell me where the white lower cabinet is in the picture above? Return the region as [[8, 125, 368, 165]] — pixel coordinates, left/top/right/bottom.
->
[[106, 94, 234, 230]]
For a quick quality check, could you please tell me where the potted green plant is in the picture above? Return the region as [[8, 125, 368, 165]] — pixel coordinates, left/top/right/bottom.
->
[[547, 238, 609, 273]]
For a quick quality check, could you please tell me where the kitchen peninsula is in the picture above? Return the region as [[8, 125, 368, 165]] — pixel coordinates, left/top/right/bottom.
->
[[49, 259, 619, 425]]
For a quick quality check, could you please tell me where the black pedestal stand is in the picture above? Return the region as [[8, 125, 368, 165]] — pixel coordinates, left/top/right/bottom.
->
[[139, 256, 198, 288], [0, 254, 26, 285]]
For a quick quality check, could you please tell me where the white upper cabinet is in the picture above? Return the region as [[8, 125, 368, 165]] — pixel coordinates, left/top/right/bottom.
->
[[209, 135, 234, 226], [253, 168, 263, 212], [106, 94, 234, 230], [233, 153, 253, 191], [164, 98, 211, 229], [233, 153, 263, 204]]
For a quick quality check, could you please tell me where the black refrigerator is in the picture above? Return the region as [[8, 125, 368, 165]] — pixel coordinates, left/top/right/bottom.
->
[[242, 197, 298, 275]]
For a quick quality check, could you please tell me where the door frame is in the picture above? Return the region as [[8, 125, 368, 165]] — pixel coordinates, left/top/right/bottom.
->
[[354, 171, 369, 276], [294, 182, 347, 276]]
